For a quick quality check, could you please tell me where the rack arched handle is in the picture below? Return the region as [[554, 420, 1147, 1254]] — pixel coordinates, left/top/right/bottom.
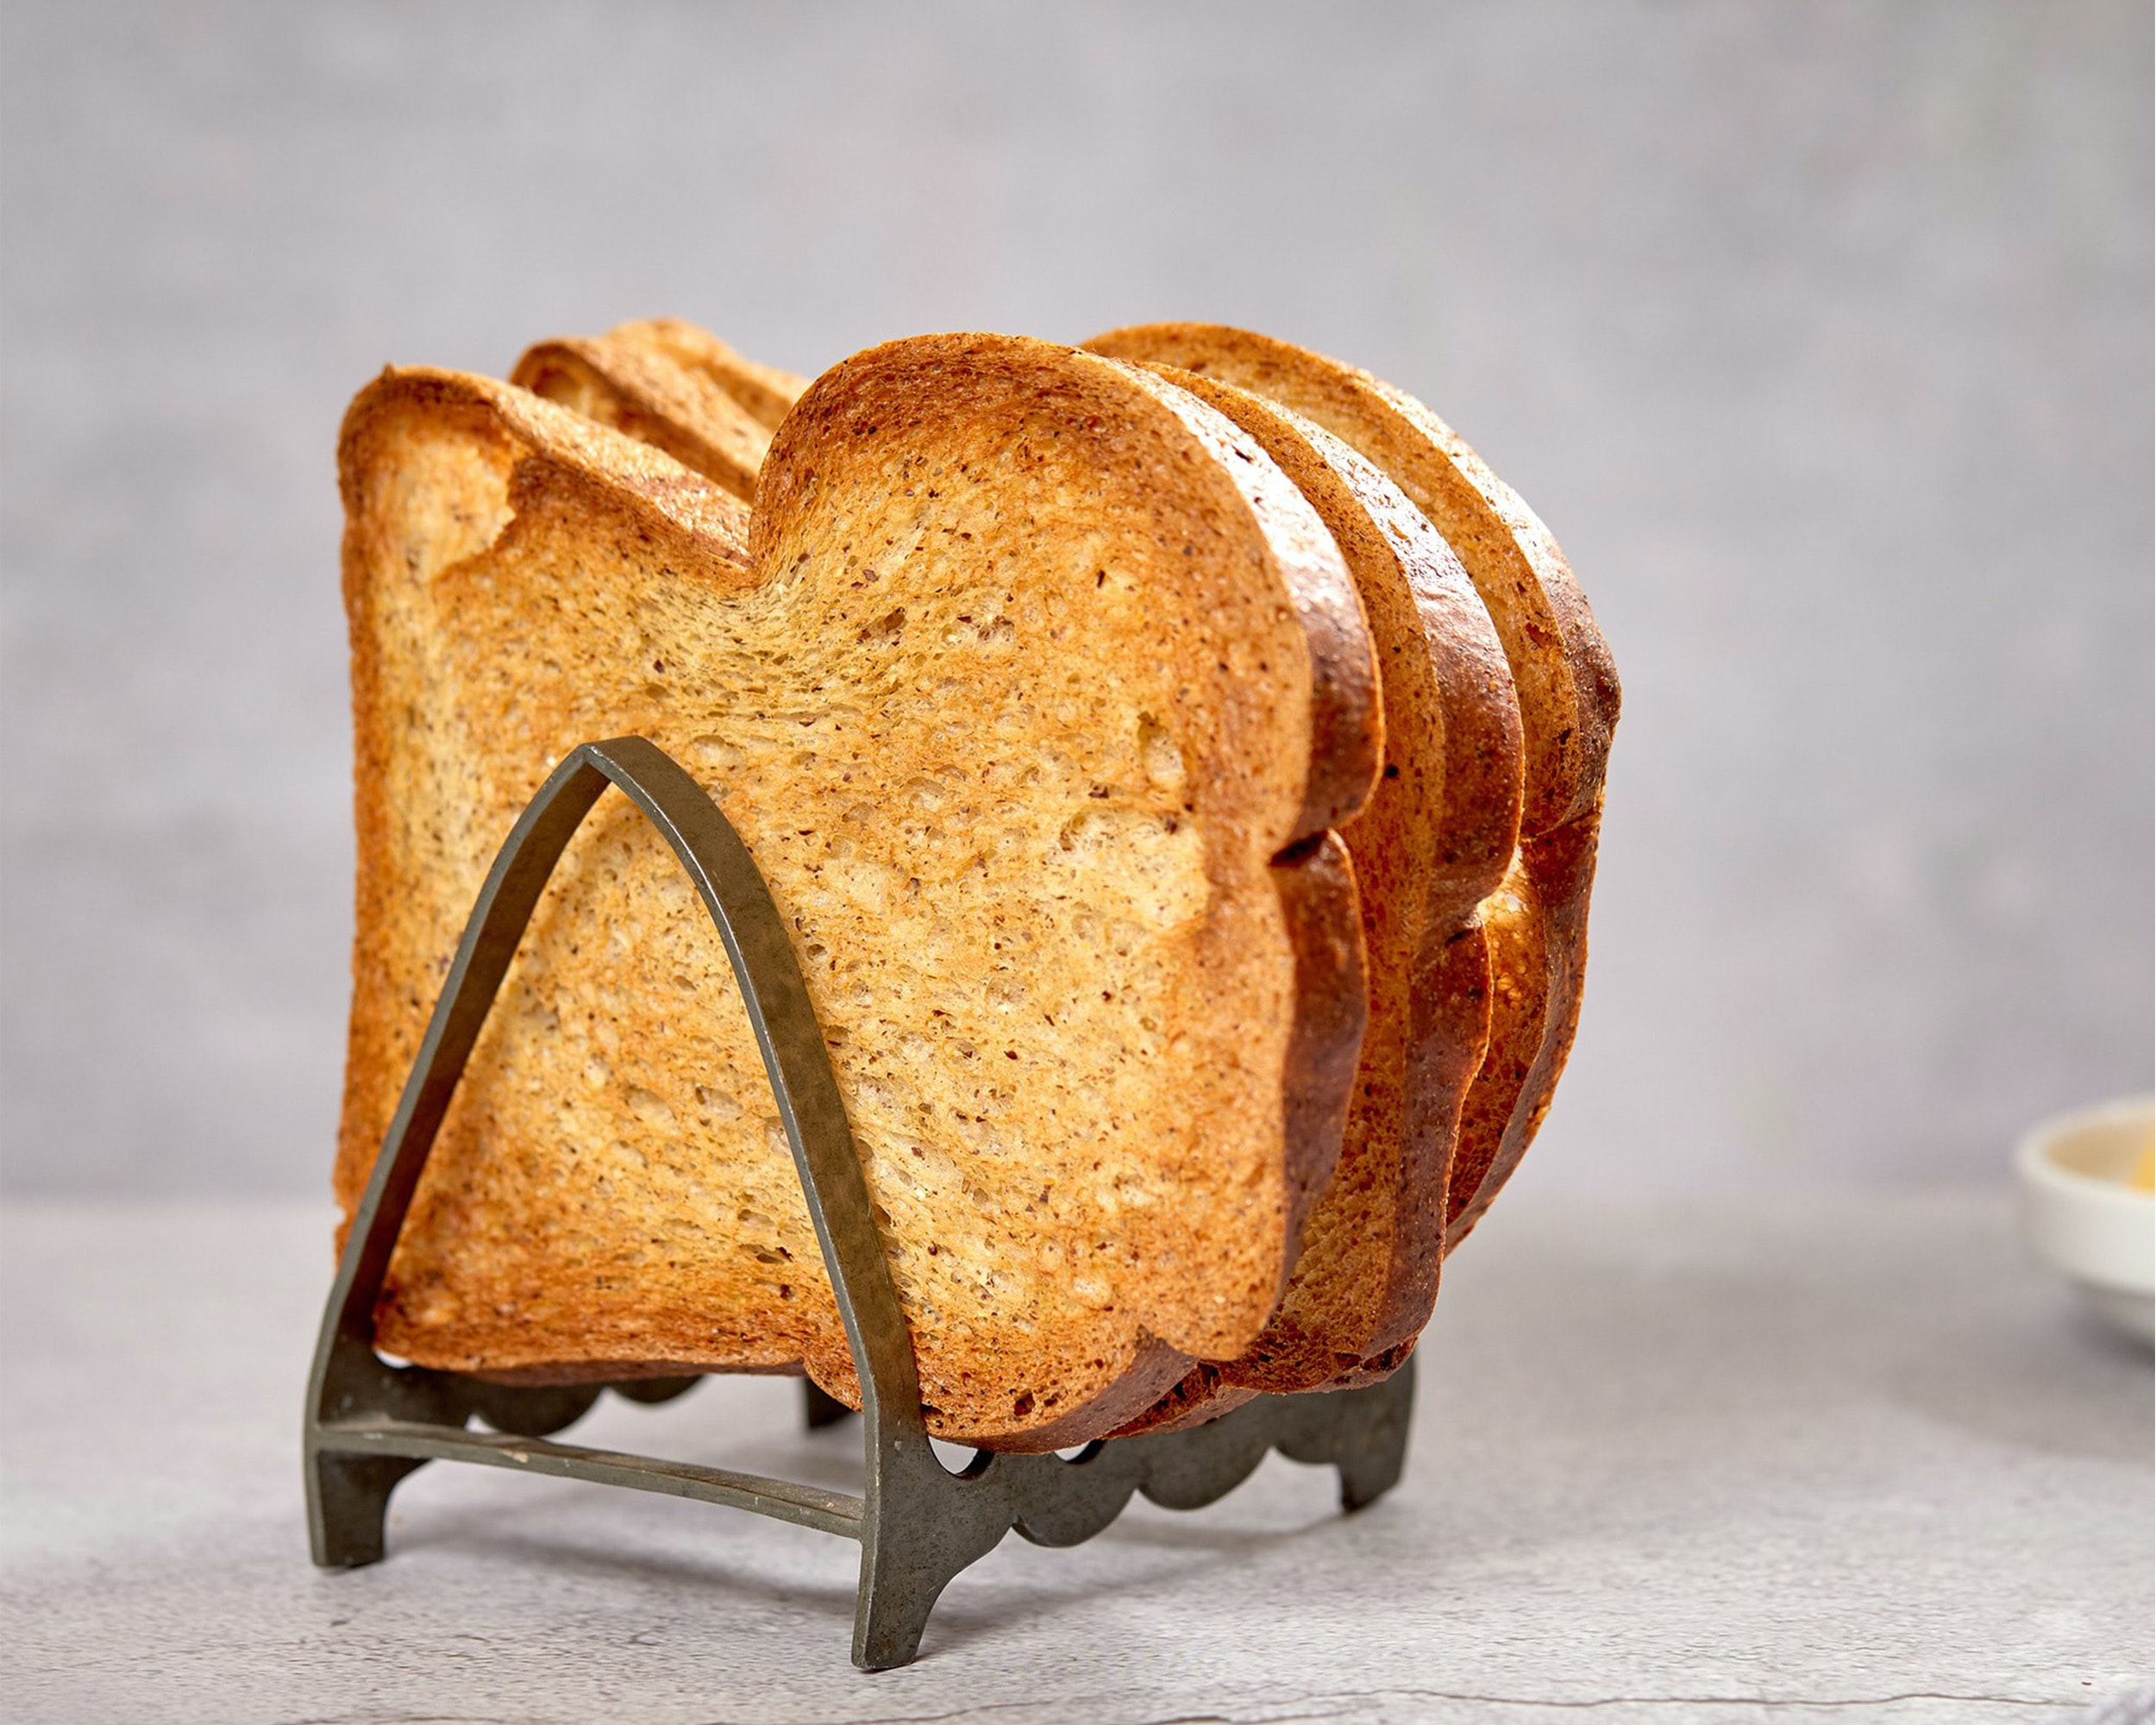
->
[[306, 737, 923, 1440]]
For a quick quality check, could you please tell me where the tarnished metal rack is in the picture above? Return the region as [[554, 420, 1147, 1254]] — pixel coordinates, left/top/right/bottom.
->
[[304, 737, 1414, 1670]]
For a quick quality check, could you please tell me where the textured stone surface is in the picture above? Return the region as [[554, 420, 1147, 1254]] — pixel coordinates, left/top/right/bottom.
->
[[3, 1190, 2147, 1723]]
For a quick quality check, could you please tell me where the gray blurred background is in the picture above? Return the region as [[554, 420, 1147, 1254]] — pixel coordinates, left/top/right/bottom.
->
[[2, 0, 2148, 1201]]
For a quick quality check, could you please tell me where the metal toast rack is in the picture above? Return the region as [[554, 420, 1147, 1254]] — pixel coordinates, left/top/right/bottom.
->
[[304, 737, 1414, 1670]]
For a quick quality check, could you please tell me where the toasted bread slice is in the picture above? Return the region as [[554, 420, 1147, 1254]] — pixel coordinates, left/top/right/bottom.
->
[[608, 317, 809, 431], [1100, 367, 1521, 1418], [514, 317, 1536, 1412], [511, 325, 1485, 1413], [509, 330, 772, 502], [335, 336, 1382, 1447], [1086, 324, 1618, 1264]]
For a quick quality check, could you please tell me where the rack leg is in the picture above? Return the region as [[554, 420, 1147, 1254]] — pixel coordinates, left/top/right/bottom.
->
[[850, 1463, 1011, 1671], [803, 1378, 853, 1429], [852, 1547, 947, 1670], [852, 1523, 1003, 1670], [1336, 1439, 1406, 1511], [309, 1450, 428, 1569], [1331, 1361, 1416, 1512]]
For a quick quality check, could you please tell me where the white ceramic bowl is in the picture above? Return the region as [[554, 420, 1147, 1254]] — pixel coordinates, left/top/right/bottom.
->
[[2015, 1095, 2154, 1344]]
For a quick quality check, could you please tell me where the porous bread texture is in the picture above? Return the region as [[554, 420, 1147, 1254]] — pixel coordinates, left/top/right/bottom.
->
[[511, 331, 772, 503], [612, 317, 810, 432], [1100, 367, 1521, 1426], [1086, 323, 1618, 1267], [335, 336, 1382, 1448], [512, 324, 1419, 1421], [511, 314, 1555, 1414]]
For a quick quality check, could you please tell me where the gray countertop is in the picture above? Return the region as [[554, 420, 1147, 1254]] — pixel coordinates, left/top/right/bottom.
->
[[3, 1190, 2147, 1724]]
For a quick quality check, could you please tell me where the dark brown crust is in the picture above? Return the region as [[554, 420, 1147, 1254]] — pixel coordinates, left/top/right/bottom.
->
[[1104, 1369, 1258, 1440], [965, 1334, 1197, 1452], [1286, 583, 1389, 838], [1269, 831, 1372, 1262], [1363, 376, 1617, 837], [1109, 362, 1383, 842], [473, 1360, 761, 1386], [1445, 794, 1602, 1248], [1374, 909, 1495, 1351], [1429, 855, 1548, 1261], [1320, 1334, 1415, 1392]]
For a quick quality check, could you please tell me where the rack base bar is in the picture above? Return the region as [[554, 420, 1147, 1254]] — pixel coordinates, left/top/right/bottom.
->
[[313, 1418, 866, 1536]]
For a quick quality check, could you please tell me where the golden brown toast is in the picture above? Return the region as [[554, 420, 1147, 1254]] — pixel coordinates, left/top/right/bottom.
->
[[510, 329, 772, 502], [1084, 325, 1618, 1279], [335, 336, 1385, 1447], [611, 317, 808, 430], [507, 316, 1591, 1418], [1101, 367, 1522, 1423]]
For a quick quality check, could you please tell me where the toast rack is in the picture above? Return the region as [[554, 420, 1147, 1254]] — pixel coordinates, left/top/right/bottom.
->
[[304, 737, 1414, 1670]]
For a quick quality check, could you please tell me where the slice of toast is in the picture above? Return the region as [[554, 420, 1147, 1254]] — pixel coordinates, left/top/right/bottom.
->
[[1086, 324, 1619, 1269], [509, 329, 773, 502], [335, 336, 1383, 1447], [1100, 367, 1522, 1418], [608, 317, 809, 431]]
